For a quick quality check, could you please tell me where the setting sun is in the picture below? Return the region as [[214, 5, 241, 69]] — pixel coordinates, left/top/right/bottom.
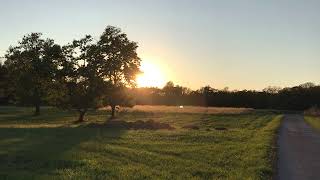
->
[[136, 60, 166, 88]]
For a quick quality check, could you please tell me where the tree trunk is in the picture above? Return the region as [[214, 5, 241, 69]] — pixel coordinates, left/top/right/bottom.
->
[[33, 88, 40, 116], [111, 105, 116, 119], [34, 104, 40, 116], [77, 110, 86, 123]]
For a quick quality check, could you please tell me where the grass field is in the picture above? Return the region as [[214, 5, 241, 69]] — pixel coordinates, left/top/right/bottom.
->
[[0, 106, 281, 179], [102, 105, 253, 114], [305, 116, 320, 131]]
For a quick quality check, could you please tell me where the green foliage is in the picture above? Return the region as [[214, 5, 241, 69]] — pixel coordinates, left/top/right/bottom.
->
[[97, 26, 141, 117], [4, 33, 62, 115], [0, 107, 281, 179], [0, 62, 10, 104], [50, 35, 107, 121], [98, 26, 141, 87], [305, 116, 320, 131], [49, 26, 141, 120], [4, 26, 141, 119]]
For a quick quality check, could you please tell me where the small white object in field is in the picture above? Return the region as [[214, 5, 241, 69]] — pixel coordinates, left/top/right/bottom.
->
[[179, 105, 184, 109]]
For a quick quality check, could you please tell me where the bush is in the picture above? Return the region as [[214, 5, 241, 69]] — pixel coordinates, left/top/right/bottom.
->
[[304, 106, 320, 116]]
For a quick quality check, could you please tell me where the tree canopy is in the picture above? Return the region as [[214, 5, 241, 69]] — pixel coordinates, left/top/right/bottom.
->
[[49, 35, 106, 122], [3, 26, 141, 120], [49, 26, 141, 121], [4, 33, 62, 115]]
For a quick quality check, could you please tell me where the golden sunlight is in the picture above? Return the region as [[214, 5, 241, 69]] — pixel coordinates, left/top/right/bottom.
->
[[136, 60, 166, 88]]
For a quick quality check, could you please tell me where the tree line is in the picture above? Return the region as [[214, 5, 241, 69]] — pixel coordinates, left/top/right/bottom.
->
[[130, 81, 320, 111], [0, 26, 140, 122]]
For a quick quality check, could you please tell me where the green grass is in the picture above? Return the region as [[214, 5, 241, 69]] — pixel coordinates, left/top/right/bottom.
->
[[305, 116, 320, 131], [0, 106, 281, 179]]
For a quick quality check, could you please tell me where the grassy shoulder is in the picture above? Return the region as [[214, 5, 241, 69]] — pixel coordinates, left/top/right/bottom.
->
[[0, 106, 281, 179], [247, 114, 282, 179], [305, 116, 320, 131]]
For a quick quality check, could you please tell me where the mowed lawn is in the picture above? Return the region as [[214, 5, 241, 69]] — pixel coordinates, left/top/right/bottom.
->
[[0, 106, 281, 179]]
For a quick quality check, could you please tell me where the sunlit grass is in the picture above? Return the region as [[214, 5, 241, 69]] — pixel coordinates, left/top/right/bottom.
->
[[305, 116, 320, 131], [0, 106, 281, 179], [102, 105, 253, 115]]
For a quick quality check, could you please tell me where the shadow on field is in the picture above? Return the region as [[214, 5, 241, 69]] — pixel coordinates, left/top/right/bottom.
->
[[0, 126, 125, 178], [2, 111, 77, 122], [86, 119, 175, 130]]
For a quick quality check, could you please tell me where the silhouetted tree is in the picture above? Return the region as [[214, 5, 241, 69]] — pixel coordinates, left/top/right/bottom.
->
[[97, 26, 141, 118], [263, 86, 282, 94], [4, 33, 62, 115], [299, 82, 316, 89], [131, 82, 320, 111], [161, 81, 192, 105], [51, 35, 106, 122], [51, 26, 140, 120], [199, 85, 216, 106], [104, 85, 135, 118], [0, 62, 10, 104]]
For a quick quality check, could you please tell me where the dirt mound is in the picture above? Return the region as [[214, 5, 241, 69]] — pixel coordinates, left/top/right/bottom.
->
[[87, 120, 175, 130]]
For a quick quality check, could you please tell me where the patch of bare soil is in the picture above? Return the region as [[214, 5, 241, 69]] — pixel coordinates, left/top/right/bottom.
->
[[87, 120, 175, 130]]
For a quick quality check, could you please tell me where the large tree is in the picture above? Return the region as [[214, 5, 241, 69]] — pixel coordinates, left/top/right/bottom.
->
[[51, 35, 107, 122], [4, 33, 62, 115], [97, 26, 141, 118], [42, 26, 140, 120]]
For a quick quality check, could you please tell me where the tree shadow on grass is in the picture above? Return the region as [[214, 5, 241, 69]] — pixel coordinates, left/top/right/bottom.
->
[[0, 126, 125, 179], [2, 111, 77, 121], [0, 107, 111, 125], [0, 106, 93, 122]]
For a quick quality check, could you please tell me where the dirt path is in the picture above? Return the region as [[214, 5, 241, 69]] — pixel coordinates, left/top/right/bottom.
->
[[276, 114, 320, 180]]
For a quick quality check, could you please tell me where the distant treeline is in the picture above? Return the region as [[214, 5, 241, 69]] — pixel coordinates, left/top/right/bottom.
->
[[130, 82, 320, 111], [1, 58, 319, 111], [1, 59, 320, 111]]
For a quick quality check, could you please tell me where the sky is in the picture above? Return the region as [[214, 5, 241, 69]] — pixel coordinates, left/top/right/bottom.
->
[[0, 0, 319, 90]]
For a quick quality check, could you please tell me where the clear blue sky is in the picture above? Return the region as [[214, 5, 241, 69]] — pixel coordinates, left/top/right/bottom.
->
[[1, 0, 319, 90]]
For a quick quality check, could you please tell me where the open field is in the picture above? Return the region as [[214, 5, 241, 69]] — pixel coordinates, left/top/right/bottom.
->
[[0, 106, 281, 179], [102, 105, 253, 114], [305, 116, 320, 131]]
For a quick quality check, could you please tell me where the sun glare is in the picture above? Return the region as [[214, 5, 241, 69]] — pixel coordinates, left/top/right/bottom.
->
[[136, 60, 166, 88]]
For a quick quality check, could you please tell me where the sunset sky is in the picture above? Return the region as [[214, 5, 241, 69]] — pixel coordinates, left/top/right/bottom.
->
[[0, 0, 319, 90]]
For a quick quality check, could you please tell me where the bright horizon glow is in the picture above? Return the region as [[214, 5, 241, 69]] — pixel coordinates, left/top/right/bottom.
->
[[136, 60, 166, 88]]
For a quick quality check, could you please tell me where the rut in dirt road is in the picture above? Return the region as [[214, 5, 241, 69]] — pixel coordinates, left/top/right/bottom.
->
[[276, 114, 320, 180]]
